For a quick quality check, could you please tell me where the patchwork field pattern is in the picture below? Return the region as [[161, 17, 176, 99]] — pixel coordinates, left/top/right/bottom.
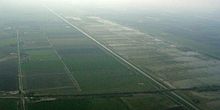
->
[[0, 2, 181, 110], [0, 29, 18, 92], [1, 1, 219, 110], [63, 15, 220, 110]]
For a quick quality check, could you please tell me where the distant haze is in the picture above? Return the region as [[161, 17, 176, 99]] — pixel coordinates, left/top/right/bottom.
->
[[67, 0, 220, 11], [2, 0, 219, 13]]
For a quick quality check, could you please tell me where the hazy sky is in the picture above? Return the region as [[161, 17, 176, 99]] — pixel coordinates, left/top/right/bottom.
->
[[1, 0, 219, 13], [69, 0, 219, 8], [58, 0, 219, 13]]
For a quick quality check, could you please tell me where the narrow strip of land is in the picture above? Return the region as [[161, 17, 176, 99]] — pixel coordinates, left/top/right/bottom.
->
[[16, 30, 26, 110], [0, 97, 20, 99], [44, 5, 200, 110], [27, 86, 75, 92], [27, 88, 196, 98]]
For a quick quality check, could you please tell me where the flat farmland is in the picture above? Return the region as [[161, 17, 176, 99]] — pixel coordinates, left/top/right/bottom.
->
[[41, 15, 159, 93], [0, 99, 18, 110], [2, 1, 218, 110], [19, 32, 79, 94], [0, 59, 18, 91], [15, 4, 191, 109], [21, 49, 65, 74], [63, 15, 220, 109], [122, 94, 179, 110], [20, 31, 51, 50], [0, 5, 187, 110], [27, 98, 129, 110], [48, 28, 157, 93], [15, 19, 80, 94], [27, 8, 180, 109], [0, 30, 18, 92]]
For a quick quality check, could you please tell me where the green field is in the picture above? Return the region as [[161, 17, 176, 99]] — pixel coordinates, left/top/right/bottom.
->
[[27, 98, 129, 110], [0, 99, 18, 110], [21, 49, 65, 74], [0, 29, 18, 91], [1, 1, 220, 110], [50, 38, 156, 93], [17, 3, 178, 110]]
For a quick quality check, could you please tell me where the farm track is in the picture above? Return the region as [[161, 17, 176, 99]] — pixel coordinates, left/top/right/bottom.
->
[[0, 97, 20, 99], [23, 46, 52, 50], [26, 86, 74, 92], [44, 5, 201, 110], [28, 88, 195, 98], [25, 72, 65, 77], [16, 30, 26, 110]]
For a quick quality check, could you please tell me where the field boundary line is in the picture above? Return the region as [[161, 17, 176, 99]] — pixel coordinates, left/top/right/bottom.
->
[[16, 30, 26, 110], [0, 97, 20, 99], [27, 86, 75, 92], [26, 72, 65, 77]]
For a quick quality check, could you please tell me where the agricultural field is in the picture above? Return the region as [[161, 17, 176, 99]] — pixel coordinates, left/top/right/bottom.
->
[[27, 98, 129, 110], [102, 12, 220, 60], [26, 94, 178, 110], [49, 37, 156, 93], [0, 99, 18, 110], [0, 29, 18, 92], [19, 22, 80, 94], [57, 8, 220, 109], [0, 2, 181, 110], [0, 0, 220, 110]]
